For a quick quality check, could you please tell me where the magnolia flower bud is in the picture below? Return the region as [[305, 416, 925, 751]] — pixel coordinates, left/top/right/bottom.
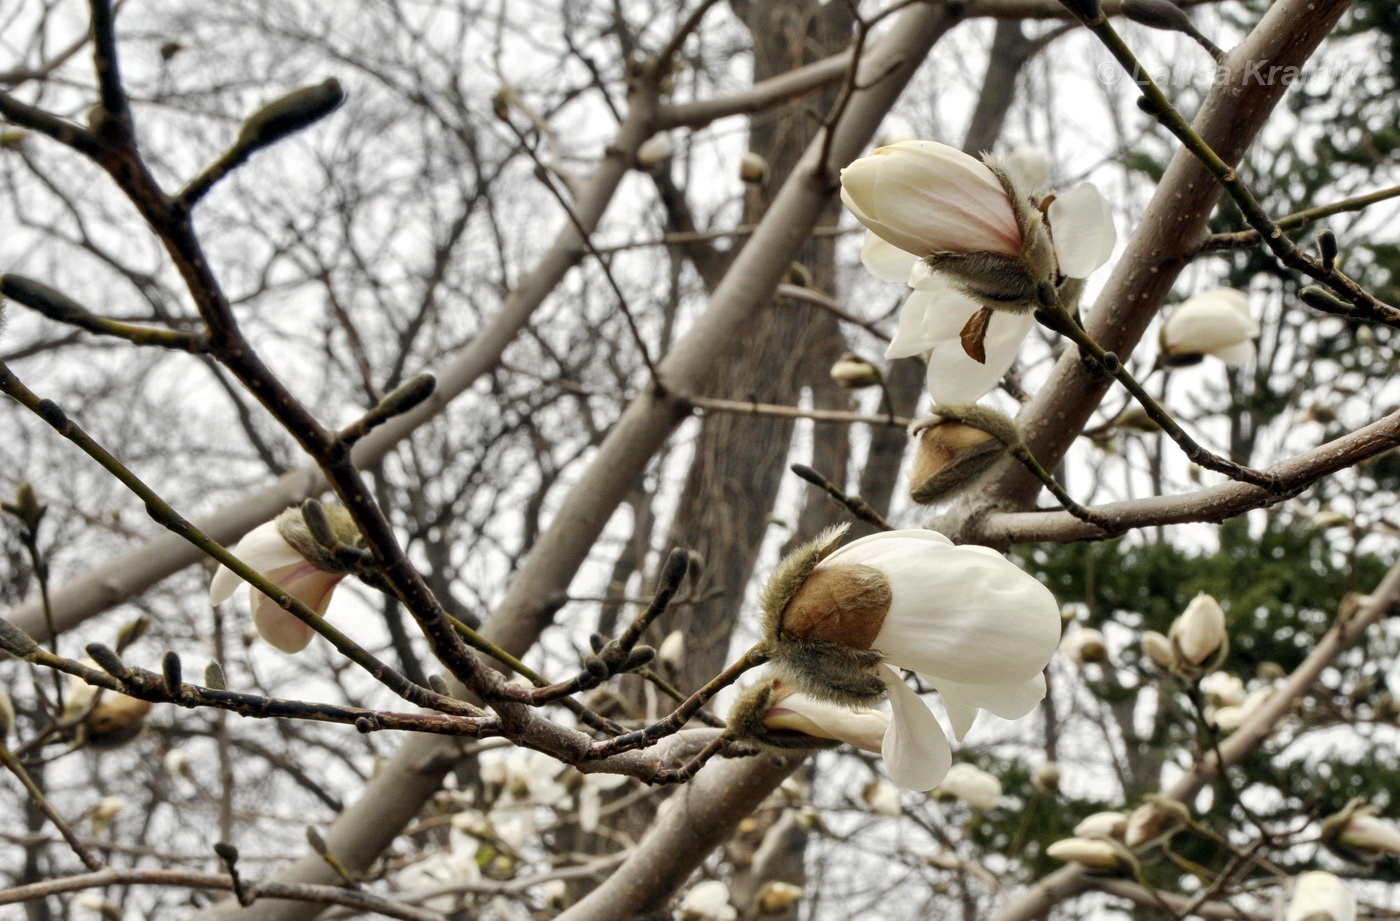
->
[[1073, 811, 1128, 840], [84, 694, 154, 749], [1321, 799, 1400, 862], [679, 880, 738, 921], [829, 353, 882, 389], [728, 678, 886, 755], [863, 780, 903, 816], [636, 132, 674, 168], [1286, 871, 1356, 921], [1169, 593, 1229, 676], [91, 795, 127, 831], [1032, 762, 1061, 793], [756, 881, 803, 915], [1124, 796, 1190, 849], [1200, 671, 1245, 707], [1061, 628, 1108, 665], [1046, 837, 1137, 874], [937, 763, 1001, 811], [908, 406, 1020, 505], [657, 630, 686, 672], [1161, 288, 1259, 367], [1141, 630, 1175, 670], [739, 151, 769, 184]]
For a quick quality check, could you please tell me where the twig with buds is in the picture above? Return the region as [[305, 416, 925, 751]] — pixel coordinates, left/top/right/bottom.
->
[[790, 463, 893, 531]]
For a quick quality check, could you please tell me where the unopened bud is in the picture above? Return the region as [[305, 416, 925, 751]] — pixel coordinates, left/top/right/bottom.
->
[[1320, 799, 1400, 863], [86, 643, 129, 680], [657, 631, 685, 672], [908, 405, 1019, 504], [1046, 836, 1137, 874], [159, 39, 186, 62], [829, 353, 881, 389], [1122, 0, 1197, 34], [0, 617, 39, 657], [204, 661, 226, 690], [114, 615, 152, 653], [91, 795, 127, 830], [1, 481, 46, 531], [756, 880, 803, 915], [785, 262, 813, 288], [740, 151, 769, 184], [85, 695, 154, 748], [635, 132, 674, 168], [1169, 593, 1229, 676], [1073, 811, 1127, 840], [1062, 628, 1108, 665], [1032, 762, 1061, 793], [1142, 630, 1175, 670], [863, 780, 902, 816], [235, 79, 345, 154], [1124, 795, 1190, 848]]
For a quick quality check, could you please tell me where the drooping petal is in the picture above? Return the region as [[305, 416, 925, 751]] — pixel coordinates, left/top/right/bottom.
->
[[883, 283, 981, 361], [879, 666, 951, 791], [1047, 182, 1116, 278], [924, 310, 1035, 404], [926, 673, 1047, 741], [869, 543, 1062, 685], [210, 521, 307, 605], [764, 694, 890, 754], [249, 562, 345, 654], [861, 233, 920, 284]]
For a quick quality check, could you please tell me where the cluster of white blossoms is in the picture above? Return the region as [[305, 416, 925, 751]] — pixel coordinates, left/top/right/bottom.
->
[[729, 527, 1061, 792]]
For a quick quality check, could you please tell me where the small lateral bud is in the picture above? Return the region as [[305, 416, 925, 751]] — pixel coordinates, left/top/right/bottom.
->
[[353, 716, 376, 733], [204, 661, 227, 690], [1317, 230, 1338, 271], [300, 498, 338, 549], [588, 633, 607, 654], [756, 880, 803, 914], [785, 262, 813, 288], [235, 78, 345, 154], [214, 841, 240, 864], [1, 481, 46, 531], [0, 689, 15, 740], [427, 674, 450, 695], [1299, 285, 1352, 315], [162, 651, 183, 694], [159, 40, 186, 62], [370, 372, 437, 424], [829, 352, 882, 389], [86, 643, 129, 680], [0, 275, 97, 328], [1142, 630, 1175, 670], [620, 646, 655, 672], [0, 617, 40, 657], [740, 151, 769, 184], [583, 655, 609, 680], [1033, 762, 1062, 793], [114, 615, 152, 653], [1122, 0, 1196, 34], [306, 826, 330, 856]]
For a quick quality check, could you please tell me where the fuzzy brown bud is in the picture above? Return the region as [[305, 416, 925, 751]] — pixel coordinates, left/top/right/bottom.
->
[[908, 405, 1019, 504], [829, 353, 882, 389]]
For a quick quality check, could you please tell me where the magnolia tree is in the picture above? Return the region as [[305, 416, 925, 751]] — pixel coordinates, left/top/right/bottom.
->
[[2, 0, 1400, 919]]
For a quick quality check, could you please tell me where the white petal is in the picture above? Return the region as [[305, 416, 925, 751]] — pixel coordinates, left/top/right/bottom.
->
[[926, 673, 1047, 741], [869, 544, 1062, 685], [860, 233, 919, 284], [884, 284, 980, 361], [251, 591, 317, 654], [249, 563, 343, 653], [879, 666, 951, 791], [820, 529, 954, 569], [766, 694, 889, 754], [209, 521, 305, 605], [1047, 182, 1116, 278], [923, 310, 1034, 404], [1210, 339, 1255, 367]]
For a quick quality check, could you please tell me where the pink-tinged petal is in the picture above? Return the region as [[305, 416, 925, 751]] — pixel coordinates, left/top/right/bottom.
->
[[869, 544, 1062, 685], [841, 180, 935, 257], [210, 521, 306, 605], [924, 310, 1034, 404], [248, 563, 346, 654], [861, 233, 920, 284], [884, 284, 981, 361], [925, 673, 1047, 741], [1048, 182, 1116, 278], [879, 666, 951, 791]]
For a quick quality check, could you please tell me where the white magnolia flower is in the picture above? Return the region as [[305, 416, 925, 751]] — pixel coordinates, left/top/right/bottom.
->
[[1337, 811, 1400, 857], [766, 528, 1062, 791], [938, 763, 1002, 810], [209, 515, 350, 654], [679, 879, 737, 921], [1141, 630, 1175, 670], [1162, 288, 1259, 366], [1169, 593, 1229, 672], [863, 780, 903, 817], [1286, 871, 1356, 921], [854, 141, 1116, 403]]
